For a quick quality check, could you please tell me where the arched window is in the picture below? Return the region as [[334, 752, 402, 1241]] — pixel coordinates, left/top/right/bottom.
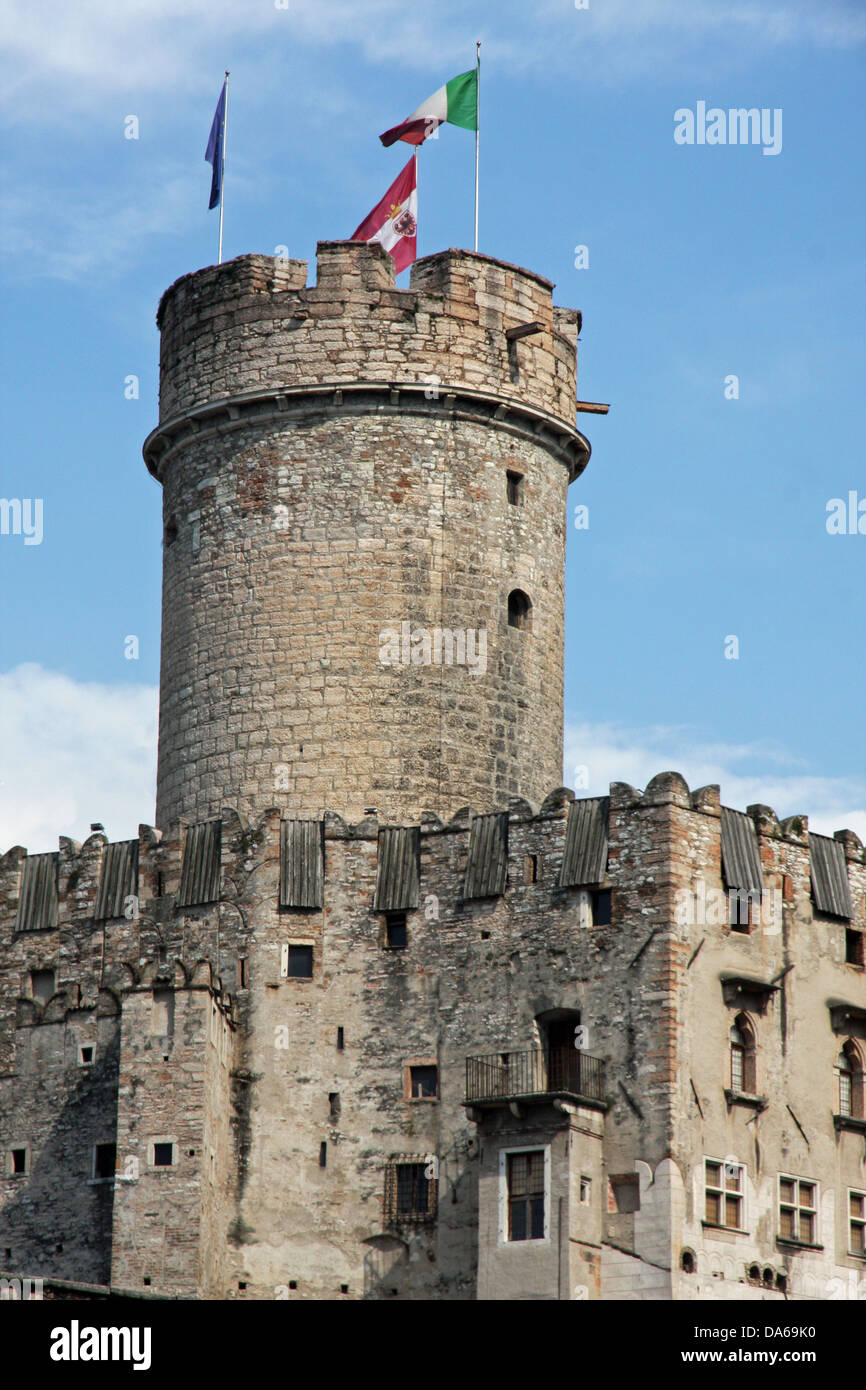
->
[[837, 1041, 864, 1119], [730, 1013, 756, 1093], [507, 589, 532, 630]]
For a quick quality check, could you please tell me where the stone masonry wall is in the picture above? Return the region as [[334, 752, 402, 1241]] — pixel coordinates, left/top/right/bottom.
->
[[1, 779, 862, 1299]]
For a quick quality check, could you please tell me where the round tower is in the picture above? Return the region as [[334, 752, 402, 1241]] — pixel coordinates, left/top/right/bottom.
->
[[143, 241, 591, 828]]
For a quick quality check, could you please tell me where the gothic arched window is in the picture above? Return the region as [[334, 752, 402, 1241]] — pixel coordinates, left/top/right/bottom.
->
[[730, 1013, 756, 1093]]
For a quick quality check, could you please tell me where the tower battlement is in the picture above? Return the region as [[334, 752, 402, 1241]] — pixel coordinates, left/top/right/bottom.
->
[[148, 243, 585, 460], [2, 776, 862, 994]]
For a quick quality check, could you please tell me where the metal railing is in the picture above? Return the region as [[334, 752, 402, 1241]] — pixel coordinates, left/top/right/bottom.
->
[[465, 1048, 605, 1104]]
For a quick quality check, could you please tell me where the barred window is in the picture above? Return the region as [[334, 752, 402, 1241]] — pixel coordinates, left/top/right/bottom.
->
[[779, 1176, 818, 1244], [384, 1159, 437, 1225], [507, 1150, 545, 1242]]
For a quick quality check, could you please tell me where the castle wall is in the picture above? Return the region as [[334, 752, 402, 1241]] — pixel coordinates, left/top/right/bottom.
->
[[1, 780, 863, 1300]]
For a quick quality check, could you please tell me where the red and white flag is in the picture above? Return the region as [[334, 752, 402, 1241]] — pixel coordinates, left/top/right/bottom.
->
[[350, 156, 417, 274]]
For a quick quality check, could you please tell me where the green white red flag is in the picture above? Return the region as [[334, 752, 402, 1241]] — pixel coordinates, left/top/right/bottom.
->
[[379, 69, 478, 147], [350, 156, 418, 273]]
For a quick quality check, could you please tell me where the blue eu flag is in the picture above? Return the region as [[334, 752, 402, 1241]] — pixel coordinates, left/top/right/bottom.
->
[[205, 82, 226, 210]]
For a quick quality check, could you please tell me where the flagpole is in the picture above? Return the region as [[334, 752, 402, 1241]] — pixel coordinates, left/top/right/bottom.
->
[[218, 70, 229, 264], [474, 41, 480, 252], [414, 146, 419, 260]]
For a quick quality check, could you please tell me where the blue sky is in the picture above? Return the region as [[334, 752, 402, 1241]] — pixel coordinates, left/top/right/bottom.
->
[[0, 0, 864, 851]]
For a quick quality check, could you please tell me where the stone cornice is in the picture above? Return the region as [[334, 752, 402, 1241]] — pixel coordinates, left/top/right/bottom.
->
[[142, 381, 591, 483]]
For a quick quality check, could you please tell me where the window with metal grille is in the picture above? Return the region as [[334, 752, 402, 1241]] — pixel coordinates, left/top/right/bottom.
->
[[849, 1191, 866, 1254], [383, 1160, 437, 1224], [705, 1159, 743, 1229], [779, 1176, 818, 1244], [507, 1150, 545, 1241]]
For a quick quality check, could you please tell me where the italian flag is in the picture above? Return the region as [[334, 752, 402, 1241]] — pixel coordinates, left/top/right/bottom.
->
[[350, 155, 418, 274], [380, 69, 477, 147]]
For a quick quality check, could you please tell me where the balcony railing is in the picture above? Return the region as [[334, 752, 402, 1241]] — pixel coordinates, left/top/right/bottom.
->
[[465, 1048, 606, 1106]]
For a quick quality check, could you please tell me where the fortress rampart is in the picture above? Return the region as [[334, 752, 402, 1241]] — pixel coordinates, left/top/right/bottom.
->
[[2, 777, 863, 1298]]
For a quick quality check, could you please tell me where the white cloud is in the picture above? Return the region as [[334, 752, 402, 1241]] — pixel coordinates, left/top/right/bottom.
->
[[564, 718, 866, 842], [0, 0, 862, 117], [0, 664, 158, 854], [0, 667, 861, 857], [0, 173, 200, 280]]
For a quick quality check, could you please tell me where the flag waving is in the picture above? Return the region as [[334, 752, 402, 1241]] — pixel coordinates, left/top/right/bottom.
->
[[205, 80, 227, 210], [351, 156, 418, 273], [380, 69, 477, 147]]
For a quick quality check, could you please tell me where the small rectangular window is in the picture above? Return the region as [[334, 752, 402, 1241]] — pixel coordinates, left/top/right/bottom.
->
[[153, 1142, 174, 1167], [591, 889, 611, 926], [385, 913, 407, 949], [507, 1150, 545, 1241], [238, 958, 248, 989], [287, 945, 314, 979], [409, 1065, 438, 1099], [846, 930, 864, 967], [11, 1148, 27, 1176], [579, 1176, 591, 1205], [729, 889, 758, 934], [79, 1045, 94, 1066], [524, 854, 539, 884], [506, 471, 524, 505], [319, 1141, 327, 1168], [336, 1027, 345, 1050], [93, 1143, 116, 1180]]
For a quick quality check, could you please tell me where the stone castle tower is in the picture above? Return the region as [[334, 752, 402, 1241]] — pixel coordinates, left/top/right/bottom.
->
[[145, 243, 590, 828], [1, 242, 864, 1304]]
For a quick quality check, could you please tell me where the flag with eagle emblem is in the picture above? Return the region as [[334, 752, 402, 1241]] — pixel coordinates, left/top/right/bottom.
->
[[350, 156, 418, 273]]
